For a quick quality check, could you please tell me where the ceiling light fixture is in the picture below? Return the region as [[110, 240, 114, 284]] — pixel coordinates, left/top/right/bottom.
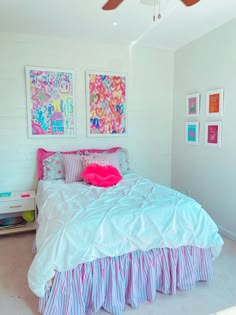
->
[[153, 0, 161, 22]]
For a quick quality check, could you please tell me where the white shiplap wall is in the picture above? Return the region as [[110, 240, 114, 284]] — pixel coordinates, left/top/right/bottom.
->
[[0, 32, 174, 192]]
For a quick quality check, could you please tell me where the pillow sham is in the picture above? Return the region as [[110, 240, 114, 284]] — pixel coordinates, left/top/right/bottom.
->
[[43, 152, 65, 180], [80, 153, 120, 171], [81, 163, 122, 187], [63, 154, 83, 183], [116, 148, 131, 175], [84, 148, 131, 175], [79, 147, 122, 155]]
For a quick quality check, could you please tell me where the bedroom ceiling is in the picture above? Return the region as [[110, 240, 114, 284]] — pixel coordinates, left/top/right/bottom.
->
[[0, 0, 236, 50]]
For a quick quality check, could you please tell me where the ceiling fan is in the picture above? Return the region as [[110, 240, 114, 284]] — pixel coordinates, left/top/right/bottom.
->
[[102, 0, 200, 10]]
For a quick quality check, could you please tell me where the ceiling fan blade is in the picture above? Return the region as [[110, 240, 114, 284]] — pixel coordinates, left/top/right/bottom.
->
[[102, 0, 124, 10], [180, 0, 200, 6]]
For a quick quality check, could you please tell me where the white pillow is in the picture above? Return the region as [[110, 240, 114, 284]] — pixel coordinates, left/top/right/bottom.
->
[[81, 152, 120, 172]]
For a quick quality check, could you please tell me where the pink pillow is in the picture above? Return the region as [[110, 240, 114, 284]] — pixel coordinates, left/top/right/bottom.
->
[[81, 164, 123, 187], [63, 154, 83, 183]]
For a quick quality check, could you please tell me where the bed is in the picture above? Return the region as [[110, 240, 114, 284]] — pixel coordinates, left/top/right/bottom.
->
[[28, 147, 224, 315]]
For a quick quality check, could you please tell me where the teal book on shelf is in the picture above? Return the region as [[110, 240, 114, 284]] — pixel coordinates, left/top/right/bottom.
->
[[0, 192, 11, 198]]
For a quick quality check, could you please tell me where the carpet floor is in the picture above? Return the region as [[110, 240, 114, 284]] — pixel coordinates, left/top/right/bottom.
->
[[0, 232, 235, 315]]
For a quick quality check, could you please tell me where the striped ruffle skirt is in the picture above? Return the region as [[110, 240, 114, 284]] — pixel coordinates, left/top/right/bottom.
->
[[39, 246, 213, 315]]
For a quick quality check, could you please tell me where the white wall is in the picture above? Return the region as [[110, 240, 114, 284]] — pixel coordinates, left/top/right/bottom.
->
[[172, 19, 236, 240], [0, 32, 174, 192]]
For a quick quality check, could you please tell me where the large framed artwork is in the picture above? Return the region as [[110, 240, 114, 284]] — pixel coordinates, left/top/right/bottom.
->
[[186, 121, 199, 145], [86, 70, 127, 136], [25, 66, 75, 137], [206, 88, 224, 117]]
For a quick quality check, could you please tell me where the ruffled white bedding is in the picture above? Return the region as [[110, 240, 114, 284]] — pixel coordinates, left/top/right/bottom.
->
[[28, 173, 223, 298]]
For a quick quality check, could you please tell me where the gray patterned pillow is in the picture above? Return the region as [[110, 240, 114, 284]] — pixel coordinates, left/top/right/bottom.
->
[[117, 148, 131, 175], [43, 152, 65, 180]]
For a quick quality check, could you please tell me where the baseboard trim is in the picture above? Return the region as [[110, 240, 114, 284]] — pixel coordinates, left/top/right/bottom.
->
[[218, 225, 236, 242]]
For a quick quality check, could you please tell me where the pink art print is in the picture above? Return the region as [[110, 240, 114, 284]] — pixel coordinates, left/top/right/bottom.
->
[[188, 97, 197, 115], [207, 125, 218, 144], [88, 73, 127, 135], [186, 93, 199, 117], [26, 67, 75, 136]]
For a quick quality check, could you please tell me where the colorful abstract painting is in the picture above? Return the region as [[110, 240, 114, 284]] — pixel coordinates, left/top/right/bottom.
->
[[25, 67, 75, 137], [86, 71, 127, 136]]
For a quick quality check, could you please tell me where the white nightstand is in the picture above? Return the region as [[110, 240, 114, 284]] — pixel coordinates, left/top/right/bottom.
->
[[0, 190, 36, 236]]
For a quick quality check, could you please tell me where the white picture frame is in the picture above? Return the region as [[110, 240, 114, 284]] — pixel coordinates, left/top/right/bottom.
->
[[186, 121, 199, 145], [206, 88, 224, 117], [25, 66, 75, 138], [186, 93, 200, 118], [205, 121, 222, 147], [86, 70, 128, 137]]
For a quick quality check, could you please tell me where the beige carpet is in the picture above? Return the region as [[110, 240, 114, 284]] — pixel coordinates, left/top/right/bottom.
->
[[0, 233, 235, 315]]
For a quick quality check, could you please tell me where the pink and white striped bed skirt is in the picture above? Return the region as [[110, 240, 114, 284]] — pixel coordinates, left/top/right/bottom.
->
[[38, 246, 213, 315]]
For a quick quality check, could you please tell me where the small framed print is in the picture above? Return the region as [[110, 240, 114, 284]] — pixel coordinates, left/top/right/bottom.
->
[[186, 93, 200, 118], [186, 122, 199, 144], [206, 88, 224, 117], [205, 121, 222, 147]]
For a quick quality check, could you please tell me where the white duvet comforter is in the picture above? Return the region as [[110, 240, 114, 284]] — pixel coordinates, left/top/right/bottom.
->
[[28, 173, 223, 297]]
